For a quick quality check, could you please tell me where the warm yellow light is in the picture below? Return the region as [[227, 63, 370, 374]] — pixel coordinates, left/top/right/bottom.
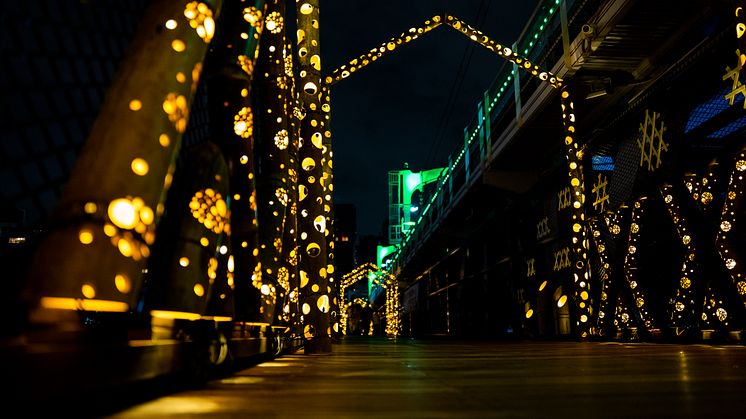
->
[[194, 283, 205, 297], [539, 280, 547, 292], [78, 229, 94, 245], [150, 310, 201, 320], [108, 199, 137, 229], [165, 19, 177, 29], [118, 238, 133, 257], [84, 202, 97, 214], [140, 206, 154, 225], [131, 158, 149, 176], [129, 99, 142, 111], [525, 309, 534, 319], [82, 284, 96, 299], [115, 274, 131, 293], [159, 133, 171, 147], [580, 291, 589, 300], [179, 257, 190, 267], [557, 295, 568, 308], [200, 237, 209, 247], [40, 297, 128, 312], [172, 39, 186, 52]]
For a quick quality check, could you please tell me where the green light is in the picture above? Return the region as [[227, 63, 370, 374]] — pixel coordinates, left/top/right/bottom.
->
[[405, 172, 422, 194]]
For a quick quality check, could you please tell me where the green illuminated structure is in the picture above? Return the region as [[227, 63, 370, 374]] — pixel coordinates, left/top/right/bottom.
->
[[387, 165, 444, 244]]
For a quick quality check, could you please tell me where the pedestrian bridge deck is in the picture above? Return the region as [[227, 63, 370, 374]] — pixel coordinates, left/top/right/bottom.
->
[[106, 337, 746, 418]]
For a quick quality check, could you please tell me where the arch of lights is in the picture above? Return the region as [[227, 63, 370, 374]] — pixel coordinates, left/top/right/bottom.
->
[[339, 263, 400, 337], [328, 13, 591, 338]]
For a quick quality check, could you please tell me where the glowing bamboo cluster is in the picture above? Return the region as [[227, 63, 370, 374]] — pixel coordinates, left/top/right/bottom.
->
[[30, 0, 224, 319], [623, 197, 658, 334], [659, 184, 699, 331], [716, 145, 746, 303]]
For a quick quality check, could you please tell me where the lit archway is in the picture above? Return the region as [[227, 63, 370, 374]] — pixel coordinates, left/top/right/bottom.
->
[[327, 13, 591, 337]]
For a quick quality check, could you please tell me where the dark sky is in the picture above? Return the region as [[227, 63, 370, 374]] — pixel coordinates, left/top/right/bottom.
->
[[320, 0, 541, 238]]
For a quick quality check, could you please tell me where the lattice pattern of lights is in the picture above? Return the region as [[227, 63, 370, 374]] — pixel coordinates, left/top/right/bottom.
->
[[637, 110, 668, 172]]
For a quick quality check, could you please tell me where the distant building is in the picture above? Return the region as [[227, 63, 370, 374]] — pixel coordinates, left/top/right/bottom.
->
[[333, 203, 357, 278]]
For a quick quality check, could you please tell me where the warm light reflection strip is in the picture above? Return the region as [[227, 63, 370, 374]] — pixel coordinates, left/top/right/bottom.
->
[[659, 184, 698, 331], [40, 297, 129, 312], [150, 309, 202, 320], [622, 197, 658, 334], [715, 145, 746, 302]]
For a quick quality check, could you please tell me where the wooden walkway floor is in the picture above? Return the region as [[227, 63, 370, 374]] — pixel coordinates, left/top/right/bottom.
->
[[107, 337, 746, 418]]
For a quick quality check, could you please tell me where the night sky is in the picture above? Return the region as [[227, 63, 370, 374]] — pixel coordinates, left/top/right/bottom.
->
[[320, 0, 541, 238]]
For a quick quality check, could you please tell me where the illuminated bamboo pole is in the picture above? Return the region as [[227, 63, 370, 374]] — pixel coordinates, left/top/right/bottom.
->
[[205, 0, 267, 322], [326, 15, 443, 85], [26, 0, 223, 324], [320, 86, 341, 338], [253, 0, 295, 325], [659, 184, 700, 334], [622, 197, 659, 336], [283, 53, 302, 338], [716, 145, 746, 304], [589, 218, 614, 335], [559, 88, 593, 338], [442, 15, 563, 89], [296, 0, 332, 354]]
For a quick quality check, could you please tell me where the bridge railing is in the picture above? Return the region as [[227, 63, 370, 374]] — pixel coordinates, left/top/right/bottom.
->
[[390, 0, 589, 274]]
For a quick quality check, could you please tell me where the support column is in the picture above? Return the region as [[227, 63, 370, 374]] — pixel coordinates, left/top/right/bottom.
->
[[296, 0, 331, 354], [254, 0, 293, 325], [205, 0, 266, 323], [27, 0, 224, 325], [560, 87, 593, 339]]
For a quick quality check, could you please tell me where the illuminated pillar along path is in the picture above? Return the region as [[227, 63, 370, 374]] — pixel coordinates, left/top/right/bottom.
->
[[280, 37, 301, 330], [29, 0, 224, 318], [622, 197, 659, 335], [205, 0, 267, 322], [254, 0, 294, 325], [718, 5, 746, 305], [659, 184, 699, 332], [320, 86, 340, 337], [328, 13, 589, 336], [296, 0, 332, 354], [589, 218, 613, 335], [717, 145, 746, 305]]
